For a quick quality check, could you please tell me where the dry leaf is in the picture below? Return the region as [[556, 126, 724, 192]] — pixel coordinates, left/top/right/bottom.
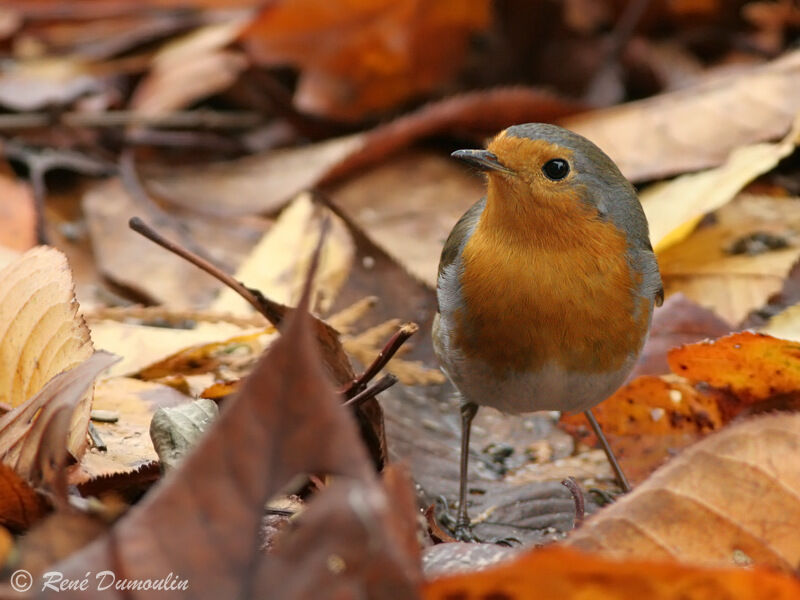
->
[[82, 179, 225, 308], [761, 302, 800, 341], [560, 375, 722, 484], [0, 56, 101, 111], [69, 377, 191, 489], [48, 273, 419, 598], [147, 134, 367, 217], [0, 352, 117, 486], [211, 193, 354, 315], [630, 293, 731, 379], [131, 18, 250, 114], [0, 246, 94, 459], [565, 413, 800, 572], [89, 320, 261, 379], [667, 331, 800, 406], [242, 0, 491, 119], [563, 49, 800, 182], [0, 463, 47, 532], [424, 545, 800, 599], [146, 88, 584, 218], [330, 150, 481, 287], [642, 117, 800, 251], [657, 194, 800, 323], [0, 168, 36, 251]]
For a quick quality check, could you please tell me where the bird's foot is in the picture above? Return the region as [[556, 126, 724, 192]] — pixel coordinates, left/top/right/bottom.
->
[[588, 487, 624, 506], [435, 497, 519, 545]]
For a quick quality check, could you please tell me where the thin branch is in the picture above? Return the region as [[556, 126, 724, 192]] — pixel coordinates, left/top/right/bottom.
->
[[342, 323, 418, 396], [0, 110, 263, 131], [342, 374, 398, 409], [128, 217, 288, 327]]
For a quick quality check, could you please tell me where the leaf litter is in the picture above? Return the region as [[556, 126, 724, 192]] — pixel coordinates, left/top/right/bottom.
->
[[1, 2, 800, 597]]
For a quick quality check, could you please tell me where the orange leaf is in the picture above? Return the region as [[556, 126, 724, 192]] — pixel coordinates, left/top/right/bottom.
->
[[423, 546, 800, 599], [560, 375, 723, 483], [0, 463, 47, 532], [668, 331, 800, 408], [242, 0, 491, 119]]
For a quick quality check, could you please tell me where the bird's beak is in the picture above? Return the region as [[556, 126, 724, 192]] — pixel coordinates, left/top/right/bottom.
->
[[451, 149, 514, 175]]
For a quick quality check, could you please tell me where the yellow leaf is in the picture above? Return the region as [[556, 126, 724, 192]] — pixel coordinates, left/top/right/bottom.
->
[[643, 114, 800, 252], [0, 246, 93, 458]]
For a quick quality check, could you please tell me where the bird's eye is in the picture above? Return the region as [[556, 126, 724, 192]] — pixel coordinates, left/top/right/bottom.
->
[[542, 158, 569, 181]]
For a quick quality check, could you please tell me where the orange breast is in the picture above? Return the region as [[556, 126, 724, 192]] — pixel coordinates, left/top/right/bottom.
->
[[454, 194, 650, 376]]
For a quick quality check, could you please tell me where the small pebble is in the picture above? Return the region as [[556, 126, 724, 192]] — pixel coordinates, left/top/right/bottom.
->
[[90, 409, 119, 423]]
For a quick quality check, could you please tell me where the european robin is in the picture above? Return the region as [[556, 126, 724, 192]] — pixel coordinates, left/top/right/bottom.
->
[[433, 123, 663, 538]]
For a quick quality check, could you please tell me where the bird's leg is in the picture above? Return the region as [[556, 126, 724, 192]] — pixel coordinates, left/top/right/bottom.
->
[[455, 401, 479, 540], [584, 408, 630, 493]]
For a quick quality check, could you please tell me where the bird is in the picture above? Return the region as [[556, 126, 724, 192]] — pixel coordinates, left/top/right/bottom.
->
[[433, 122, 663, 539]]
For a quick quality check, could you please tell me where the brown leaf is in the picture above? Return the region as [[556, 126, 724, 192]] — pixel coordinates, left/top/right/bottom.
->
[[0, 463, 47, 532], [563, 49, 800, 182], [146, 88, 586, 218], [564, 413, 800, 572], [242, 0, 491, 119], [330, 150, 480, 287], [130, 19, 250, 114], [658, 194, 800, 323], [630, 293, 731, 379], [0, 167, 36, 251], [0, 352, 118, 486], [69, 377, 191, 491], [47, 277, 418, 598], [424, 545, 800, 599]]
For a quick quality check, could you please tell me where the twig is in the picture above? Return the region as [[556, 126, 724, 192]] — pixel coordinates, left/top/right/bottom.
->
[[561, 476, 585, 528], [0, 110, 262, 131], [2, 140, 114, 244], [86, 305, 268, 328], [342, 374, 398, 409], [88, 422, 107, 452], [128, 217, 289, 327], [342, 323, 418, 396]]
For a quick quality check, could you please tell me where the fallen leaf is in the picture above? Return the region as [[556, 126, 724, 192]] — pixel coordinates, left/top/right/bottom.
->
[[0, 463, 47, 532], [130, 18, 251, 114], [330, 150, 480, 287], [89, 320, 261, 379], [0, 352, 117, 486], [82, 178, 264, 307], [47, 267, 419, 598], [149, 399, 218, 472], [642, 117, 800, 251], [761, 302, 800, 341], [0, 167, 36, 251], [146, 88, 585, 218], [0, 246, 94, 459], [69, 377, 191, 490], [424, 545, 800, 599], [565, 413, 800, 572], [667, 331, 800, 409], [0, 56, 102, 111], [563, 49, 800, 182], [242, 0, 491, 119], [560, 375, 722, 484], [210, 193, 355, 316], [657, 194, 800, 323], [629, 293, 731, 379]]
